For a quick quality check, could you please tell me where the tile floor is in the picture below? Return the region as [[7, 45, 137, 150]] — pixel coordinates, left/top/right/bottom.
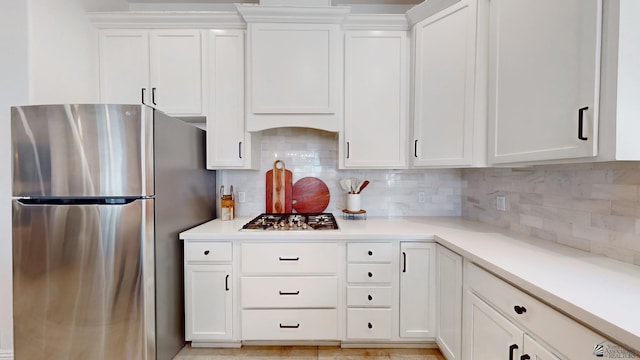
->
[[173, 345, 445, 359]]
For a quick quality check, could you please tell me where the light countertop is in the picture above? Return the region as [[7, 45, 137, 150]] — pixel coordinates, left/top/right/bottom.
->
[[180, 216, 640, 353]]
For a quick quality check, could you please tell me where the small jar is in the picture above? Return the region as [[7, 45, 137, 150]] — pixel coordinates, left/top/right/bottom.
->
[[220, 185, 235, 221]]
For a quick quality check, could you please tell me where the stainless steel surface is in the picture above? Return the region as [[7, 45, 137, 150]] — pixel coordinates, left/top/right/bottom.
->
[[11, 104, 154, 197], [241, 213, 339, 231], [12, 199, 153, 359], [11, 105, 216, 360]]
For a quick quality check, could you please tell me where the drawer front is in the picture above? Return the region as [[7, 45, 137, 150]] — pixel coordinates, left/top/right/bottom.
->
[[242, 243, 338, 274], [347, 263, 393, 283], [347, 309, 392, 340], [347, 242, 393, 263], [347, 286, 393, 307], [242, 276, 337, 308], [186, 241, 232, 262], [466, 262, 606, 359], [241, 309, 338, 340]]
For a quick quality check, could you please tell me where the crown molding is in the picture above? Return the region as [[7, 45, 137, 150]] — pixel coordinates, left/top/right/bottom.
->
[[406, 0, 461, 26], [235, 4, 351, 24], [343, 14, 409, 31], [88, 11, 246, 29]]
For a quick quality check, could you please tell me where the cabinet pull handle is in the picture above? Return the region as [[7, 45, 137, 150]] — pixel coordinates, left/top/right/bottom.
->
[[279, 291, 300, 295], [514, 305, 527, 315], [368, 322, 373, 329], [238, 142, 242, 159], [346, 141, 350, 159], [521, 355, 531, 360], [204, 250, 210, 255], [368, 295, 373, 301], [414, 139, 418, 158], [141, 88, 146, 104], [151, 87, 157, 105], [509, 344, 519, 360], [279, 323, 300, 329], [578, 106, 589, 140], [368, 272, 373, 278], [279, 257, 300, 261], [402, 252, 407, 273], [368, 250, 373, 256], [225, 274, 229, 291]]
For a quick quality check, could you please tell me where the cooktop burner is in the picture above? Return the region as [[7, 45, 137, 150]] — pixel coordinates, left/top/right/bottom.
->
[[241, 213, 339, 231]]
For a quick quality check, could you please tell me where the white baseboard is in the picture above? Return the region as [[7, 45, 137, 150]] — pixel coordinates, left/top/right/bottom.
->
[[0, 349, 13, 360]]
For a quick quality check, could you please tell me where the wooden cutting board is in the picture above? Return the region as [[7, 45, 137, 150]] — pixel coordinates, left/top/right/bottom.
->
[[292, 177, 330, 213], [265, 160, 292, 213]]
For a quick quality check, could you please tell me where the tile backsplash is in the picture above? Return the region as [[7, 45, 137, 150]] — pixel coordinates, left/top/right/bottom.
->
[[462, 162, 640, 265], [216, 128, 462, 218]]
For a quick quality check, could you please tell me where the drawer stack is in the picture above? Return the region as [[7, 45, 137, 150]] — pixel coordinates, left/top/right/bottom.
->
[[240, 242, 339, 340], [346, 242, 394, 340]]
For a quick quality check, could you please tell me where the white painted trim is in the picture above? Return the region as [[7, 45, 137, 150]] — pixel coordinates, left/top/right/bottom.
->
[[88, 11, 246, 29], [406, 0, 462, 26], [343, 14, 409, 31], [0, 349, 13, 360], [235, 4, 351, 24]]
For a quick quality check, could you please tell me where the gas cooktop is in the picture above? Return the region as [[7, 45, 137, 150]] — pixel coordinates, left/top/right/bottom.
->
[[241, 213, 339, 231]]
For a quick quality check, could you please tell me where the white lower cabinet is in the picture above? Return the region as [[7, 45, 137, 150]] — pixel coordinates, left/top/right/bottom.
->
[[347, 309, 393, 340], [242, 309, 338, 341], [399, 242, 436, 339], [436, 245, 462, 360], [185, 264, 233, 341]]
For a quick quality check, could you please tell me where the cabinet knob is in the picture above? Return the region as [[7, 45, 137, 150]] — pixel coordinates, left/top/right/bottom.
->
[[204, 250, 210, 255], [368, 272, 373, 278], [514, 305, 527, 315], [368, 250, 373, 256], [368, 295, 373, 301], [367, 322, 373, 329]]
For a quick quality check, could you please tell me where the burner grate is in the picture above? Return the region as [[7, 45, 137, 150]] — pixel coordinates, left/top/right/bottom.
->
[[241, 213, 339, 231]]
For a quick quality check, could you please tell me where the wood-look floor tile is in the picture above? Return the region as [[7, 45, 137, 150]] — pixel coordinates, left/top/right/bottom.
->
[[317, 347, 444, 360], [174, 345, 318, 359]]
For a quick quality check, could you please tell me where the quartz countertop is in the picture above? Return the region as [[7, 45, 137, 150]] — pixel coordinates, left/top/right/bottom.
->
[[180, 216, 640, 353]]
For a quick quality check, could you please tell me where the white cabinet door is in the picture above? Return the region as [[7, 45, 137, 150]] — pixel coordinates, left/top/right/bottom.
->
[[399, 242, 435, 338], [412, 0, 479, 167], [99, 30, 149, 105], [150, 30, 203, 116], [185, 264, 233, 341], [488, 0, 602, 164], [436, 245, 462, 360], [462, 291, 523, 360], [342, 31, 408, 169], [523, 334, 561, 360], [205, 30, 259, 169]]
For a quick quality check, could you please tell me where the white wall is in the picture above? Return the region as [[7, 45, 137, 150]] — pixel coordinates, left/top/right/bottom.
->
[[0, 0, 29, 356]]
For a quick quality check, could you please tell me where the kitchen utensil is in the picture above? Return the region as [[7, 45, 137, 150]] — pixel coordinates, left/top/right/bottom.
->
[[339, 179, 350, 193], [292, 177, 331, 213], [357, 180, 370, 194], [265, 160, 292, 213]]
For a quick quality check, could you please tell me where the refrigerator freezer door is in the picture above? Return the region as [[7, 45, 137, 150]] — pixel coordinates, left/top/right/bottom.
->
[[11, 104, 154, 197], [12, 198, 155, 360]]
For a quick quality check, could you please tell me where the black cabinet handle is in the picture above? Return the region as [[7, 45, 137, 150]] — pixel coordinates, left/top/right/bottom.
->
[[238, 142, 243, 159], [368, 295, 373, 301], [204, 250, 210, 255], [578, 106, 589, 140], [414, 139, 418, 158], [367, 272, 373, 278], [279, 291, 300, 295], [368, 250, 373, 256], [346, 141, 350, 159], [402, 252, 407, 273], [521, 355, 531, 360], [279, 257, 300, 261], [279, 323, 300, 329], [514, 305, 527, 315], [151, 87, 157, 105], [509, 344, 519, 360], [367, 322, 373, 329], [225, 274, 229, 291], [141, 88, 146, 104]]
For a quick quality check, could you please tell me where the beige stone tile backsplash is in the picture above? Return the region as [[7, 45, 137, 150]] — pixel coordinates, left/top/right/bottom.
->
[[462, 162, 640, 265], [216, 128, 462, 218]]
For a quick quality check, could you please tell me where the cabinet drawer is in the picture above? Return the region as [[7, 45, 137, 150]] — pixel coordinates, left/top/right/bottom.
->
[[242, 277, 337, 308], [347, 263, 393, 283], [347, 286, 393, 307], [242, 243, 337, 274], [347, 243, 393, 263], [241, 309, 338, 340], [347, 309, 392, 340], [185, 242, 232, 262], [466, 262, 606, 359]]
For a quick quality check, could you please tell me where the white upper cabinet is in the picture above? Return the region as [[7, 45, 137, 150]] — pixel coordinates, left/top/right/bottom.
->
[[488, 0, 602, 164], [342, 30, 408, 169], [98, 29, 204, 117], [205, 30, 260, 169], [411, 0, 486, 168], [237, 5, 347, 132]]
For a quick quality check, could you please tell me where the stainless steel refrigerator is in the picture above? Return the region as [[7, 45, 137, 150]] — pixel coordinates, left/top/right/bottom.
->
[[11, 104, 215, 360]]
